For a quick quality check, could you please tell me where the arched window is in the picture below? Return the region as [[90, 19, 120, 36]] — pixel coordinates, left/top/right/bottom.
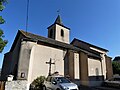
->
[[61, 29, 64, 37]]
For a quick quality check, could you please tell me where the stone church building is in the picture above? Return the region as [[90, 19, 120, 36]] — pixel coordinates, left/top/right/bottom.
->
[[1, 15, 113, 87]]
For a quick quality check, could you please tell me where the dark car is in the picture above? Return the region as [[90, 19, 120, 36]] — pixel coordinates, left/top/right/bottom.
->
[[104, 76, 120, 88]]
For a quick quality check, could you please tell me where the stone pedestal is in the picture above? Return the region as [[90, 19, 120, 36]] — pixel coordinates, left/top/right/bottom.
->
[[5, 80, 29, 90]]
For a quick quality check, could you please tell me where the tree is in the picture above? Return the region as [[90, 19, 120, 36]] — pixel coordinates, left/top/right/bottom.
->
[[30, 76, 46, 90], [0, 0, 8, 53], [112, 61, 120, 75]]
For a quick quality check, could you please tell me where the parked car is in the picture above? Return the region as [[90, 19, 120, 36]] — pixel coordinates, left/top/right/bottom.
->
[[104, 76, 120, 88], [44, 75, 79, 90]]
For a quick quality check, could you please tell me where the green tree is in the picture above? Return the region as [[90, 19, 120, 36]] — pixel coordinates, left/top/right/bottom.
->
[[30, 76, 46, 90], [0, 0, 8, 53], [112, 61, 120, 75]]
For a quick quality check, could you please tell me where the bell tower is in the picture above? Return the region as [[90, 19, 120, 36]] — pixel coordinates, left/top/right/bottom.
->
[[48, 15, 70, 44]]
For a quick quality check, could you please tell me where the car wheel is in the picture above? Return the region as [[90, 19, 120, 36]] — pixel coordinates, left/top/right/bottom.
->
[[56, 88, 60, 90], [104, 83, 108, 87], [42, 85, 47, 90]]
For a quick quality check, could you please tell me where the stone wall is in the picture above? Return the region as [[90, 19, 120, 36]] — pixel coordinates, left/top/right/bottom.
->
[[5, 80, 29, 90]]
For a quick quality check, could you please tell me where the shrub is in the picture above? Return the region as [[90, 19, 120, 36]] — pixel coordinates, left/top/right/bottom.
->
[[112, 61, 120, 75], [30, 76, 46, 90]]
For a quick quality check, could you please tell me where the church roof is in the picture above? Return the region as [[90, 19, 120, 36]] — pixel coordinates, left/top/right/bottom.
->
[[10, 30, 101, 59], [19, 30, 80, 51], [71, 38, 108, 52]]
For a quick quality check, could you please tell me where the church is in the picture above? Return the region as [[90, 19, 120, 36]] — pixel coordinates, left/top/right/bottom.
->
[[1, 15, 113, 86]]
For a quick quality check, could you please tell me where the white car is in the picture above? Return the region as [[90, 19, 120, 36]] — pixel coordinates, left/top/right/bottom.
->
[[44, 75, 79, 90]]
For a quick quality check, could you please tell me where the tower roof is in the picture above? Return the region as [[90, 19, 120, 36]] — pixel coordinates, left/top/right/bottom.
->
[[54, 15, 63, 25], [47, 15, 70, 30]]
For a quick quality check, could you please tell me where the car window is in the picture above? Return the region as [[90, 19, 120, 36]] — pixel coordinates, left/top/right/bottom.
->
[[51, 77, 56, 82], [108, 78, 114, 81], [114, 78, 120, 81], [55, 77, 71, 83]]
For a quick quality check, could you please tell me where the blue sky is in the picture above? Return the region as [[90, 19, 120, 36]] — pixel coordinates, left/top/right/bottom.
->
[[0, 0, 120, 68]]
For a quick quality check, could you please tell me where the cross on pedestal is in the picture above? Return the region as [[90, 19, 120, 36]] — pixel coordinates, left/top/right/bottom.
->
[[46, 58, 55, 76]]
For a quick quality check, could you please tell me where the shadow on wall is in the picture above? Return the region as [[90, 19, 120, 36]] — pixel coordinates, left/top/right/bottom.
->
[[88, 75, 104, 86]]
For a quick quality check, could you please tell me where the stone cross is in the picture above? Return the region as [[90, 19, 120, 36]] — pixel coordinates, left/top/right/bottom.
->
[[46, 58, 55, 76]]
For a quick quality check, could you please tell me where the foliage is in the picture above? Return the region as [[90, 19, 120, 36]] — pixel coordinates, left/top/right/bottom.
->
[[30, 76, 46, 89], [112, 61, 120, 75], [0, 16, 5, 24], [0, 0, 8, 53]]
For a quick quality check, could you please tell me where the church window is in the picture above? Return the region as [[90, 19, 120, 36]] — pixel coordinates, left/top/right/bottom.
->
[[50, 29, 53, 38], [61, 29, 64, 37], [21, 72, 25, 78]]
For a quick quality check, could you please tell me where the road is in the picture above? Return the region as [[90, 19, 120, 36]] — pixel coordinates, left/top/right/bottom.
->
[[79, 86, 120, 90]]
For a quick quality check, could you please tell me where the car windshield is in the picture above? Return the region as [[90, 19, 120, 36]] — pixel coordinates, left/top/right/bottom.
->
[[55, 77, 71, 83], [114, 78, 120, 81], [108, 77, 120, 81]]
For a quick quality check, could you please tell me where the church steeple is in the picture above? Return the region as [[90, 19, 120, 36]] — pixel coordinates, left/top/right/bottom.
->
[[48, 15, 70, 44], [54, 15, 63, 25]]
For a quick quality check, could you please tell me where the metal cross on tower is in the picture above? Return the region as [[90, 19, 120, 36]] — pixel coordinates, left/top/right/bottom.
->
[[57, 9, 60, 15], [46, 58, 55, 76]]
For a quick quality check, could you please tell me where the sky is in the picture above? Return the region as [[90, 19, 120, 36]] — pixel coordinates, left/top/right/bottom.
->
[[0, 0, 120, 68]]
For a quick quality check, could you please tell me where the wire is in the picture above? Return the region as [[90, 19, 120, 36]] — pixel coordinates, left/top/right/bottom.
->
[[26, 0, 30, 34]]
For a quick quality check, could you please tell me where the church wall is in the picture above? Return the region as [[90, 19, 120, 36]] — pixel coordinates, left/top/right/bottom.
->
[[73, 53, 80, 86], [90, 47, 107, 80], [101, 54, 107, 80], [27, 44, 65, 83], [11, 35, 24, 79], [90, 47, 107, 54], [74, 53, 80, 79], [1, 34, 23, 80], [72, 40, 90, 50], [105, 56, 113, 79], [88, 58, 102, 76], [68, 50, 74, 80], [17, 41, 37, 80], [1, 52, 13, 80], [79, 52, 89, 86], [55, 24, 69, 44], [64, 51, 69, 76], [88, 58, 104, 86], [48, 25, 56, 39]]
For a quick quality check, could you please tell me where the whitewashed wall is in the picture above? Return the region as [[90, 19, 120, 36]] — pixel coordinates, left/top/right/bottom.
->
[[88, 58, 102, 76], [90, 47, 107, 79], [56, 24, 70, 44], [28, 44, 65, 84], [88, 58, 103, 86]]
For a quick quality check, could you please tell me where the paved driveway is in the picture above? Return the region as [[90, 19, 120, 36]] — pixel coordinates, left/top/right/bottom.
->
[[79, 86, 120, 90], [95, 86, 120, 90]]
